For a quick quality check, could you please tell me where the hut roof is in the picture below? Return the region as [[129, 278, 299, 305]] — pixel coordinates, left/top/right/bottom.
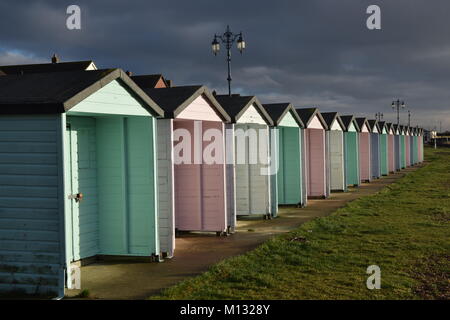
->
[[141, 86, 230, 121], [261, 103, 304, 127], [0, 60, 95, 74], [296, 107, 328, 129], [0, 68, 163, 116], [215, 94, 273, 125]]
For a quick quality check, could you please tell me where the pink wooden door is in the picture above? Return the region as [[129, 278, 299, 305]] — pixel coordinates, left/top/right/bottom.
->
[[388, 135, 395, 173], [359, 132, 370, 182], [307, 128, 326, 197], [201, 121, 227, 231], [173, 120, 202, 231]]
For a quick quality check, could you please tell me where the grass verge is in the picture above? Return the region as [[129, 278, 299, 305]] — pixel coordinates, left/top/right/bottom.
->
[[152, 147, 450, 300]]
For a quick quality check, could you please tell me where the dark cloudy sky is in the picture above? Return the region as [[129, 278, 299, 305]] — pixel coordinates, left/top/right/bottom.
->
[[0, 0, 449, 130]]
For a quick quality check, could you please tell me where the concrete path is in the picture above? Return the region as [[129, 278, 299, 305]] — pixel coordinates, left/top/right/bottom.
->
[[66, 166, 421, 299]]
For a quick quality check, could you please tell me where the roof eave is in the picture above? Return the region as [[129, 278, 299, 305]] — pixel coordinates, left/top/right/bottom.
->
[[63, 69, 164, 117]]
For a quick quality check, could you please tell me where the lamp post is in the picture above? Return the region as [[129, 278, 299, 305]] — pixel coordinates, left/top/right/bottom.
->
[[375, 112, 384, 121], [391, 99, 405, 126], [408, 110, 411, 127], [211, 25, 246, 96]]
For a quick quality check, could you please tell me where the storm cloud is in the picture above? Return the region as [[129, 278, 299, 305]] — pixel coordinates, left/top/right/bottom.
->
[[0, 0, 449, 130]]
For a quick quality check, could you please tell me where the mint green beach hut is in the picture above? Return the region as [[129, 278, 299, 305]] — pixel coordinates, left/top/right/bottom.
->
[[0, 69, 164, 296], [378, 121, 389, 176], [340, 115, 360, 187], [262, 103, 306, 216]]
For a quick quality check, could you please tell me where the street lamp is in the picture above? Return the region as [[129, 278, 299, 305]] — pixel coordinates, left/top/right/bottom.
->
[[375, 112, 384, 121], [391, 99, 405, 126], [408, 110, 411, 127], [211, 25, 246, 96]]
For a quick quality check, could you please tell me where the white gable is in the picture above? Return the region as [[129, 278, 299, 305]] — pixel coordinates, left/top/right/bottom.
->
[[86, 62, 97, 70], [348, 122, 357, 132], [279, 110, 299, 127], [372, 124, 381, 133], [330, 119, 343, 131], [361, 123, 370, 132], [382, 127, 387, 134], [237, 103, 268, 125], [68, 80, 151, 116], [308, 114, 324, 129], [176, 95, 222, 121]]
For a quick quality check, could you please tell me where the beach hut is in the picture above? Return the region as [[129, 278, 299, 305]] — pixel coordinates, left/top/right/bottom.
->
[[411, 127, 417, 165], [0, 58, 97, 74], [321, 112, 346, 192], [356, 118, 372, 183], [0, 69, 164, 296], [405, 126, 411, 167], [340, 115, 360, 187], [378, 121, 389, 176], [297, 108, 329, 198], [393, 124, 401, 171], [138, 85, 231, 254], [368, 120, 381, 179], [215, 94, 273, 219], [411, 127, 416, 165], [399, 125, 407, 169], [262, 103, 305, 215], [131, 74, 170, 89], [386, 123, 395, 173], [419, 128, 424, 163], [413, 128, 419, 164], [417, 128, 421, 163]]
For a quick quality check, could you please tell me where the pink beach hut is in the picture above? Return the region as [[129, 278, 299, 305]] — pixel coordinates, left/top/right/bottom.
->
[[136, 83, 231, 257], [296, 108, 329, 199], [356, 118, 372, 183]]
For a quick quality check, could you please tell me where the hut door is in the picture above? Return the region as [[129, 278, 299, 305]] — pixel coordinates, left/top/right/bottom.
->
[[173, 120, 202, 230], [65, 125, 81, 262], [330, 131, 344, 190]]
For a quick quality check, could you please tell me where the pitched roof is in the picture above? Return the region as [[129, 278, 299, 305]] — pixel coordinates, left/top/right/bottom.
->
[[368, 119, 381, 133], [340, 115, 360, 132], [0, 69, 163, 116], [393, 124, 400, 134], [261, 103, 303, 127], [320, 112, 345, 131], [131, 74, 167, 89], [296, 108, 328, 129], [140, 85, 230, 121], [0, 60, 95, 75], [214, 94, 273, 125], [355, 117, 371, 132], [385, 122, 393, 132], [0, 70, 5, 76]]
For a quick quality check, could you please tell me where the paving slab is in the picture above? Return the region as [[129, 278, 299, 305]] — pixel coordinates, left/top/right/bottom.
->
[[65, 166, 421, 299]]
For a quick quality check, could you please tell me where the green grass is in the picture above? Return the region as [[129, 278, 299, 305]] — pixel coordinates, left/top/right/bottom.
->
[[152, 147, 450, 300]]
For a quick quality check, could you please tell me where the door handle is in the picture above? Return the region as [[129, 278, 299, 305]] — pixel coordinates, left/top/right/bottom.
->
[[68, 193, 83, 203]]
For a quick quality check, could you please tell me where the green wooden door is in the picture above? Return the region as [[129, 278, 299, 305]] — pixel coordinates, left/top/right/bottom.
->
[[277, 127, 301, 204], [65, 125, 80, 262], [380, 134, 388, 175], [65, 118, 100, 261], [345, 132, 359, 186]]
